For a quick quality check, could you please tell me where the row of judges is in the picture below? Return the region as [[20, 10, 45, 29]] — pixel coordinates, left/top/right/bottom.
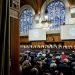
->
[[20, 45, 75, 49]]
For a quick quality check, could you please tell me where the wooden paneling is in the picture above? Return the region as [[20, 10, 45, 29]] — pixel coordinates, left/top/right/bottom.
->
[[46, 34, 61, 42], [20, 34, 75, 46], [53, 35, 61, 42], [32, 41, 45, 46], [20, 34, 62, 45], [10, 17, 20, 75], [47, 35, 54, 42], [20, 36, 29, 43], [64, 41, 75, 46]]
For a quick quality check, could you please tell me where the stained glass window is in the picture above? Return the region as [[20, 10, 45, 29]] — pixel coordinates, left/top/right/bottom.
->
[[46, 0, 65, 30], [20, 9, 33, 34]]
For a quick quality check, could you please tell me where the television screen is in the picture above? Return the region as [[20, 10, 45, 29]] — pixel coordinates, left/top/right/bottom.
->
[[60, 25, 75, 40], [28, 29, 46, 41]]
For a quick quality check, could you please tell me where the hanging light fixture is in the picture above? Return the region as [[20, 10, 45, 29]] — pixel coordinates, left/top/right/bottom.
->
[[41, 0, 52, 24], [33, 0, 52, 30], [41, 0, 52, 30]]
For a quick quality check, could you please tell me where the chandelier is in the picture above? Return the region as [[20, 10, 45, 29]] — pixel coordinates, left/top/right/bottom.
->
[[34, 0, 52, 30], [41, 0, 51, 24]]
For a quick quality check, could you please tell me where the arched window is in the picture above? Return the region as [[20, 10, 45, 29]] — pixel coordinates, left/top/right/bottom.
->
[[20, 8, 33, 34], [46, 0, 65, 30]]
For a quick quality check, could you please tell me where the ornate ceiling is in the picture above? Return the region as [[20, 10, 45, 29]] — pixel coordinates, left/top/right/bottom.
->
[[20, 0, 46, 14], [20, 0, 75, 14], [68, 0, 75, 5]]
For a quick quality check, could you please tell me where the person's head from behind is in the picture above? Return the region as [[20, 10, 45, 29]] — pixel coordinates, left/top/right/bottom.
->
[[72, 51, 75, 55], [31, 68, 38, 75]]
